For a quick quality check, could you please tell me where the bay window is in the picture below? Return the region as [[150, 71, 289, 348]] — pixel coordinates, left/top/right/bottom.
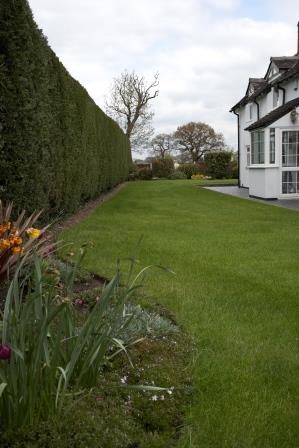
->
[[251, 130, 265, 164], [269, 128, 275, 164]]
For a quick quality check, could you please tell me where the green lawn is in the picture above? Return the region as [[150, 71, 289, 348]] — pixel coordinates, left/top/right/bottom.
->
[[62, 180, 299, 447]]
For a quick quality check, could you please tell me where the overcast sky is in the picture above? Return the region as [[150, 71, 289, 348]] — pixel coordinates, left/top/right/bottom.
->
[[29, 0, 299, 153]]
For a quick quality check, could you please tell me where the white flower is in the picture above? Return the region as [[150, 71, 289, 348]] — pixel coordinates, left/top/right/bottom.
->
[[120, 376, 127, 384], [160, 395, 165, 401], [167, 387, 174, 395], [150, 395, 158, 401]]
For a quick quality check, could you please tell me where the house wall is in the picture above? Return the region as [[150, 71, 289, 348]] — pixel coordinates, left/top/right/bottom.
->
[[237, 74, 299, 198], [284, 78, 299, 102]]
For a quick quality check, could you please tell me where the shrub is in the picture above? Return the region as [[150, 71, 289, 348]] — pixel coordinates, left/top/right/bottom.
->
[[117, 304, 179, 343], [191, 174, 207, 180], [168, 171, 187, 180], [205, 151, 232, 179], [152, 158, 174, 178], [231, 161, 239, 178], [128, 164, 140, 181], [177, 163, 200, 179], [0, 1, 130, 219], [138, 168, 152, 180]]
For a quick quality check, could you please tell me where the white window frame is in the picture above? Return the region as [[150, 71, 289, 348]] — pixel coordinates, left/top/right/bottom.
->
[[280, 128, 299, 197], [246, 145, 251, 167], [251, 130, 265, 165], [269, 128, 275, 164]]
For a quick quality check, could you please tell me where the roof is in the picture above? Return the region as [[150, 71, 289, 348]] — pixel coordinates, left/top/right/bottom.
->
[[230, 80, 269, 111], [230, 56, 299, 112], [272, 60, 299, 85], [245, 97, 299, 131], [270, 56, 299, 70]]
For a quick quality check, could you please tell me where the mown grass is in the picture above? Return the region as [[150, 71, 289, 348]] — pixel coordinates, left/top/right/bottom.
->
[[61, 180, 299, 447]]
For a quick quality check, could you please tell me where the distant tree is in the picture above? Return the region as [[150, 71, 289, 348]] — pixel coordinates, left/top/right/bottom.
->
[[151, 133, 174, 159], [174, 122, 224, 163], [106, 71, 159, 156]]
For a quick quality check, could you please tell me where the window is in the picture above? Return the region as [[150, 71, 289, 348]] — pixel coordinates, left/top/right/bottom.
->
[[249, 104, 253, 120], [246, 146, 250, 166], [282, 171, 299, 194], [251, 130, 265, 164], [269, 128, 275, 164], [273, 88, 279, 108], [282, 131, 299, 167]]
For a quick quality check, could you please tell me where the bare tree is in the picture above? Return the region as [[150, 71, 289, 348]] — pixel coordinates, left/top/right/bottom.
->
[[106, 71, 159, 155], [174, 122, 224, 163], [151, 133, 174, 159]]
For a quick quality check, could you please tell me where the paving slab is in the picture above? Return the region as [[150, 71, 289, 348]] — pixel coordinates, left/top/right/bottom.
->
[[203, 186, 299, 211]]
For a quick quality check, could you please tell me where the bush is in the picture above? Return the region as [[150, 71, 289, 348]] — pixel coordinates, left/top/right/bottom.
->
[[128, 164, 140, 181], [138, 167, 152, 180], [0, 1, 130, 219], [231, 161, 239, 179], [177, 163, 200, 179], [191, 174, 208, 180], [152, 158, 174, 178], [205, 151, 232, 179], [168, 171, 187, 180]]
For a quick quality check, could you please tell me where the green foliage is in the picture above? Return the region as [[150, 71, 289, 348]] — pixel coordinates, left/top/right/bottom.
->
[[0, 1, 130, 219], [0, 252, 139, 430], [1, 332, 193, 448], [138, 167, 152, 180], [168, 171, 187, 180], [117, 303, 179, 343], [205, 150, 232, 179], [177, 163, 200, 179], [128, 163, 140, 181], [231, 160, 239, 179], [152, 158, 174, 178]]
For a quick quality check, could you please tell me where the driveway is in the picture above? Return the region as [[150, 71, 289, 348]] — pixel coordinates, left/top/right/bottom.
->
[[203, 186, 299, 211]]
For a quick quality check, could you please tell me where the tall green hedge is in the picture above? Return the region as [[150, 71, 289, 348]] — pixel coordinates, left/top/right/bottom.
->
[[0, 0, 130, 218]]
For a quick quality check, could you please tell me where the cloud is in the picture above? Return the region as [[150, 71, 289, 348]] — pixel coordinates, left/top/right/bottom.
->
[[29, 0, 298, 150]]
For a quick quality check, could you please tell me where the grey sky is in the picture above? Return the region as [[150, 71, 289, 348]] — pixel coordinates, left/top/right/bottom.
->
[[29, 0, 299, 152]]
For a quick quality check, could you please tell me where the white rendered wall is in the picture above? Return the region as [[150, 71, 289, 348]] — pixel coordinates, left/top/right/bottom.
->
[[236, 75, 299, 197]]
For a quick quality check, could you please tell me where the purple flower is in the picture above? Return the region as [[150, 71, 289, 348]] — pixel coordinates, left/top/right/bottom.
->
[[0, 344, 11, 361], [75, 298, 84, 307]]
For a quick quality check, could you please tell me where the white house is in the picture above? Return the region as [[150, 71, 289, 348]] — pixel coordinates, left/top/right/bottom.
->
[[231, 23, 299, 199]]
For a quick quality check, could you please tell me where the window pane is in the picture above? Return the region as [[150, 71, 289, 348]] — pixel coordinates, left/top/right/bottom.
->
[[281, 133, 299, 167], [282, 171, 298, 194], [251, 130, 265, 165]]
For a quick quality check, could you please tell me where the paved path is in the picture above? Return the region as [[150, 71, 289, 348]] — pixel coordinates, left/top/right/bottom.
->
[[203, 186, 299, 211]]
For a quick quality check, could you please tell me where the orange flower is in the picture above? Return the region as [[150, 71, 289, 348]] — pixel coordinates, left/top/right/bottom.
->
[[11, 246, 23, 255], [1, 239, 11, 248], [12, 236, 22, 245]]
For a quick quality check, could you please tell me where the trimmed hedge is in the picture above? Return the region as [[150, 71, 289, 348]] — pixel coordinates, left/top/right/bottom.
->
[[152, 158, 174, 178], [0, 1, 130, 218]]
